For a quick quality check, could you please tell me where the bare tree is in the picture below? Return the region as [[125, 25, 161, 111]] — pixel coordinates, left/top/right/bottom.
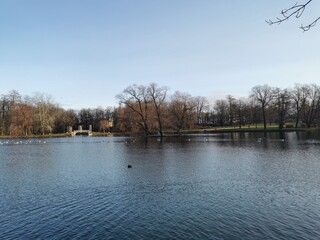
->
[[148, 83, 168, 137], [169, 91, 195, 134], [290, 84, 309, 128], [117, 84, 151, 136], [214, 99, 228, 127], [9, 103, 33, 136], [193, 96, 209, 125], [301, 84, 320, 128], [250, 85, 274, 130], [0, 96, 10, 135], [0, 90, 23, 135], [226, 95, 236, 126], [266, 0, 319, 31], [235, 97, 249, 128], [114, 106, 135, 133], [30, 92, 56, 135], [273, 88, 291, 130]]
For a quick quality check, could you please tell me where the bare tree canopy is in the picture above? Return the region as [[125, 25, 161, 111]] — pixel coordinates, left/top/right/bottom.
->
[[266, 0, 319, 31], [147, 83, 168, 137], [169, 91, 195, 134], [250, 85, 275, 130], [116, 84, 152, 136]]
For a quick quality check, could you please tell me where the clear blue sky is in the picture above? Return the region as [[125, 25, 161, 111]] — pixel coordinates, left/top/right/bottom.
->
[[1, 0, 319, 109]]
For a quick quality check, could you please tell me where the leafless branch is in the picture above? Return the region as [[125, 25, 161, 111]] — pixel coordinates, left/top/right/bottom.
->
[[300, 16, 320, 31], [266, 0, 319, 31]]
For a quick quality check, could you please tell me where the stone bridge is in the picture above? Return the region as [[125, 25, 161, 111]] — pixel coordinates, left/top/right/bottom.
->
[[71, 125, 92, 136]]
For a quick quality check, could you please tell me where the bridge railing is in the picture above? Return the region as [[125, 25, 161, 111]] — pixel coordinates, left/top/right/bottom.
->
[[72, 130, 92, 136]]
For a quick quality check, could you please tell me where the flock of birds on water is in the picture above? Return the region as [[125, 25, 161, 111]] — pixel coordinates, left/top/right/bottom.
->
[[0, 137, 319, 146], [0, 139, 47, 146]]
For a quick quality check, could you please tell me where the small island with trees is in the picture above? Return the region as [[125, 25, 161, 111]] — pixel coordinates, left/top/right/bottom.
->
[[1, 83, 319, 138]]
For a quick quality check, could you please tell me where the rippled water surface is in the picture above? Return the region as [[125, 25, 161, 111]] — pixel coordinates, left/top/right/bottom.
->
[[1, 132, 320, 239]]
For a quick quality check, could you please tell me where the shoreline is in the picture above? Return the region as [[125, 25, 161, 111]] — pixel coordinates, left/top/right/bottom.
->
[[0, 127, 318, 139]]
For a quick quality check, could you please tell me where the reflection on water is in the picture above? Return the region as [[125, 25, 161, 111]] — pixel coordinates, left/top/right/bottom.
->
[[0, 132, 320, 239]]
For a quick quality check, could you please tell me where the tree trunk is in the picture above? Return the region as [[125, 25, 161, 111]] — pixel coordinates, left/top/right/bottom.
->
[[262, 107, 267, 130], [295, 115, 299, 128]]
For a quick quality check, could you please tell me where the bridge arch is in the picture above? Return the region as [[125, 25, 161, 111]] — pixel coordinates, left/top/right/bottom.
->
[[71, 125, 92, 136]]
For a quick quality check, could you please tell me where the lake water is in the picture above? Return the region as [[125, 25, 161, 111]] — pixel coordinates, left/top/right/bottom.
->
[[0, 132, 320, 239]]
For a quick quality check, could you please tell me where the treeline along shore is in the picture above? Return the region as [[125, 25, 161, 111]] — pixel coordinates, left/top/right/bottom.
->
[[1, 83, 320, 137]]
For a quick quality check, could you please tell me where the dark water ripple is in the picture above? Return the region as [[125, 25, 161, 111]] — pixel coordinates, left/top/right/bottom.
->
[[2, 181, 320, 239], [1, 133, 320, 239]]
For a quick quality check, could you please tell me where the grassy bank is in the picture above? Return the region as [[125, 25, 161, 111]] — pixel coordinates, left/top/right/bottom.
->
[[180, 126, 309, 134]]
